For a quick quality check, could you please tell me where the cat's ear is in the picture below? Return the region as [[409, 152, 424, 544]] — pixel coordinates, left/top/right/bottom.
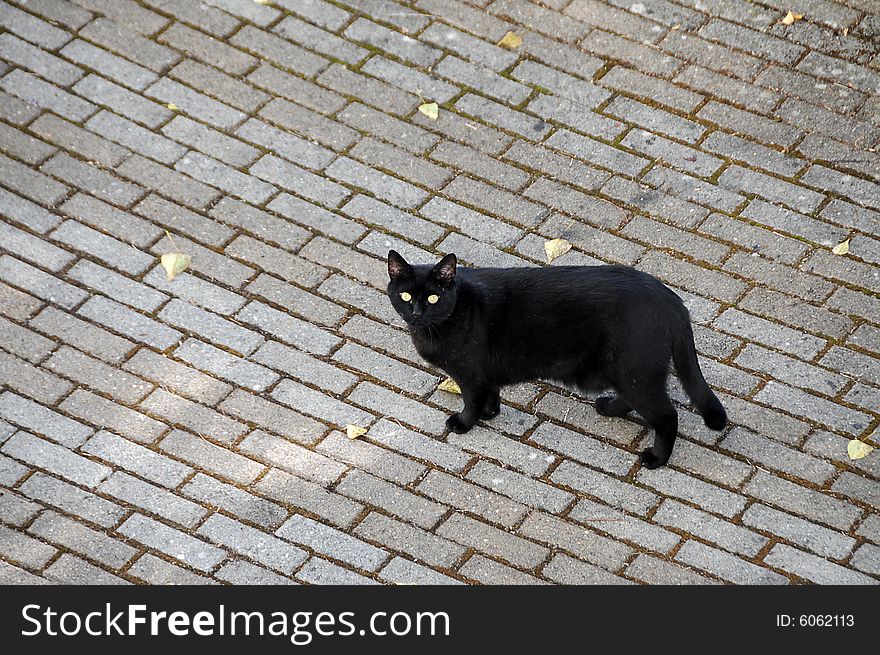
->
[[432, 253, 457, 285], [387, 250, 412, 280]]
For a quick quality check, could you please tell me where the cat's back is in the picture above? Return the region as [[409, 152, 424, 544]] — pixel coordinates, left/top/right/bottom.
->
[[462, 263, 670, 303]]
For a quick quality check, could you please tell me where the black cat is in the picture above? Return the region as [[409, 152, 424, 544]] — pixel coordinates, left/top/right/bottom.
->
[[386, 250, 727, 469]]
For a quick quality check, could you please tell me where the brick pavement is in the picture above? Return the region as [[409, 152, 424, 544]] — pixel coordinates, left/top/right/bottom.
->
[[0, 0, 878, 585]]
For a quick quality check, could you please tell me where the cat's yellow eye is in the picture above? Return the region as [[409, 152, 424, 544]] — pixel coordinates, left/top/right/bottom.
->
[[400, 292, 412, 302], [427, 294, 439, 304]]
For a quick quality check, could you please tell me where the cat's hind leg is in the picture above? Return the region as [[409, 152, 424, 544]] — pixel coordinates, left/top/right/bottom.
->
[[595, 394, 631, 418], [628, 390, 678, 469], [482, 387, 501, 419]]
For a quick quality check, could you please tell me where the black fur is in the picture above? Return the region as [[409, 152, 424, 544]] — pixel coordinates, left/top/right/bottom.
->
[[386, 250, 727, 469]]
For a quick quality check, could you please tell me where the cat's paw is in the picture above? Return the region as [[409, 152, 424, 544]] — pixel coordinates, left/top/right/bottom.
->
[[482, 400, 501, 419], [639, 447, 669, 470], [595, 395, 629, 417], [445, 413, 473, 434]]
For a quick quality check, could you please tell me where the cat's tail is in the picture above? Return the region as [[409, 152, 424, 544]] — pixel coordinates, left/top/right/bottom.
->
[[672, 326, 727, 431]]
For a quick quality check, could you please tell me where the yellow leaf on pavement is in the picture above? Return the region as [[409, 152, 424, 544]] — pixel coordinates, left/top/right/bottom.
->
[[832, 239, 850, 255], [418, 102, 439, 121], [160, 252, 191, 281], [781, 10, 803, 25], [847, 440, 873, 460], [346, 424, 367, 440], [544, 238, 572, 263], [437, 377, 461, 394], [497, 31, 523, 50]]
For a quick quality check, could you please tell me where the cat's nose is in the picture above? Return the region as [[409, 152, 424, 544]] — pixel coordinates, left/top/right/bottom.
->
[[411, 306, 423, 318]]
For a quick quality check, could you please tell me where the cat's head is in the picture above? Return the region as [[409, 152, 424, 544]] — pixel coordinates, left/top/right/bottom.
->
[[387, 250, 458, 329]]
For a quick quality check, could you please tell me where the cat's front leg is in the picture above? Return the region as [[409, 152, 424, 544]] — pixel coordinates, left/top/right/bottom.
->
[[445, 385, 488, 434]]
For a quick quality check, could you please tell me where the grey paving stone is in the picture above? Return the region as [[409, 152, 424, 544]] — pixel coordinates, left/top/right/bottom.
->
[[183, 473, 286, 529], [570, 497, 681, 554], [365, 419, 471, 472], [316, 431, 424, 486], [755, 382, 872, 435], [128, 553, 216, 584], [19, 472, 125, 528], [100, 471, 206, 528], [420, 22, 517, 71], [61, 389, 167, 444], [296, 557, 378, 585], [654, 500, 767, 557], [0, 451, 29, 486], [354, 512, 466, 569], [337, 469, 445, 529], [519, 511, 633, 572], [158, 429, 264, 485], [448, 428, 552, 481], [82, 430, 189, 488], [120, 514, 226, 572], [215, 560, 296, 585], [255, 469, 364, 529], [159, 298, 262, 356], [721, 427, 837, 485], [459, 554, 547, 585], [745, 471, 863, 532], [378, 556, 463, 585], [45, 555, 129, 585], [29, 511, 136, 568], [235, 119, 333, 172], [0, 349, 72, 405], [0, 187, 61, 233], [0, 391, 92, 448], [3, 430, 111, 488], [530, 421, 637, 477], [1, 69, 95, 123], [68, 261, 166, 313], [742, 504, 855, 561], [637, 467, 747, 519], [174, 338, 278, 393], [851, 543, 880, 577], [546, 129, 649, 177], [0, 489, 41, 527], [675, 540, 788, 585], [831, 472, 880, 509], [277, 514, 389, 572], [140, 388, 246, 445], [46, 345, 154, 405], [765, 544, 876, 585], [544, 552, 633, 585], [626, 554, 720, 585], [118, 156, 222, 211], [146, 78, 245, 130], [238, 430, 345, 485], [236, 301, 338, 356]]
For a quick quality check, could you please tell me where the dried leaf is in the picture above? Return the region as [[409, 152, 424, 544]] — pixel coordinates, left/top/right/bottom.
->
[[544, 238, 572, 263], [832, 239, 850, 255], [346, 424, 367, 440], [418, 102, 438, 121], [497, 31, 523, 50], [847, 440, 873, 460], [437, 377, 461, 394], [166, 102, 179, 111], [781, 10, 803, 25], [160, 252, 191, 281]]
